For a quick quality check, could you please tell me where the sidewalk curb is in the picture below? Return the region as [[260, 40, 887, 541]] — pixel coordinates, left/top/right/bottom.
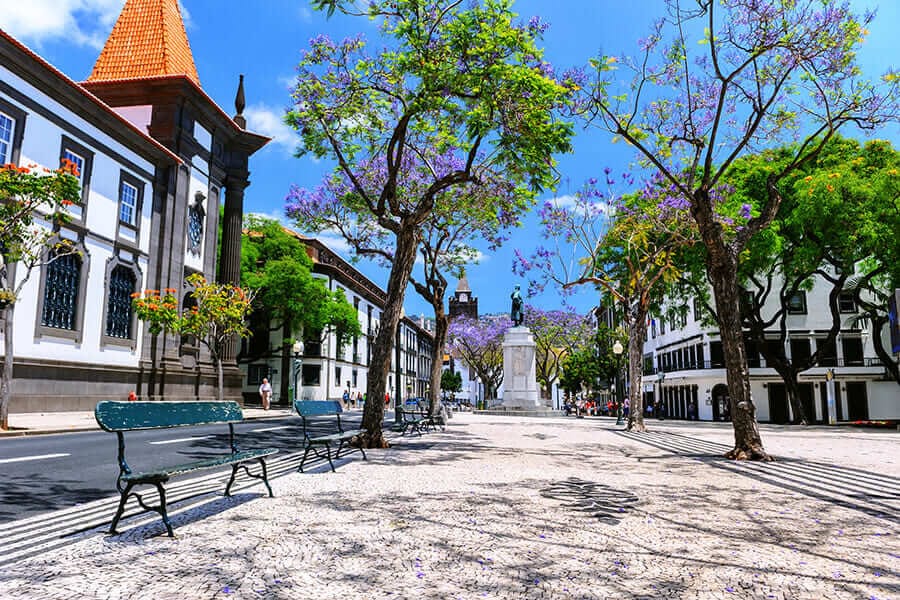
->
[[0, 411, 292, 438]]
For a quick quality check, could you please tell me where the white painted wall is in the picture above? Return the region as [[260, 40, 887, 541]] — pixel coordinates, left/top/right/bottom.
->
[[3, 66, 155, 366]]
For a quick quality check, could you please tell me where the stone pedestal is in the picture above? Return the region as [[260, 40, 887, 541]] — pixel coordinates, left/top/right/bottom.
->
[[500, 326, 541, 409]]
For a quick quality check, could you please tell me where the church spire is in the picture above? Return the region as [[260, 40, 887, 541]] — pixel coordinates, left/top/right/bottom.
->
[[87, 0, 200, 86]]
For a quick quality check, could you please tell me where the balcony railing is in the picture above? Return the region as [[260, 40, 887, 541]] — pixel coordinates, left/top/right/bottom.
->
[[644, 356, 884, 375]]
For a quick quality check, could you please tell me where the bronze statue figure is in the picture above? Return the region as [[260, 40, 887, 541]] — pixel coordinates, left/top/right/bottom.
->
[[510, 284, 524, 326]]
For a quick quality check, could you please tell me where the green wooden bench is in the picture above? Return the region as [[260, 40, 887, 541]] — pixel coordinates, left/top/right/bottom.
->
[[294, 400, 366, 472], [397, 404, 429, 436], [95, 400, 278, 537]]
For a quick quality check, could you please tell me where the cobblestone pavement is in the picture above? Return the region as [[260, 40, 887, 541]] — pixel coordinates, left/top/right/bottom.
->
[[0, 414, 896, 599]]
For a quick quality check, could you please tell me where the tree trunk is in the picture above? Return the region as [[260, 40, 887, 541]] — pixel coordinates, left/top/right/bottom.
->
[[428, 307, 448, 416], [708, 258, 773, 460], [1, 304, 13, 430], [360, 226, 419, 448], [215, 355, 224, 403], [626, 310, 648, 432], [780, 366, 808, 425], [869, 315, 900, 384], [280, 323, 292, 406]]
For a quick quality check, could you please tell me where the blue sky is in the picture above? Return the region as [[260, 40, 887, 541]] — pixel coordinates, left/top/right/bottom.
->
[[4, 0, 899, 318]]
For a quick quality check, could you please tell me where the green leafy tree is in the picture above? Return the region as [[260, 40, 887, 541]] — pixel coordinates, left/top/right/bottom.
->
[[440, 369, 462, 397], [0, 163, 80, 430], [134, 274, 255, 402], [570, 0, 898, 459], [523, 305, 594, 402], [285, 0, 573, 447], [729, 138, 900, 423], [241, 217, 361, 402], [558, 326, 623, 400]]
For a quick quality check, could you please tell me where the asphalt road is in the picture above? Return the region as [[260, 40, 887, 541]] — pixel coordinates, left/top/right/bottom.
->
[[0, 414, 365, 522]]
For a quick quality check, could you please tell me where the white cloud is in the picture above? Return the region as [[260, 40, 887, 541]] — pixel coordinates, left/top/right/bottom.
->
[[546, 194, 578, 209], [544, 193, 611, 217], [298, 7, 313, 23], [316, 230, 354, 257], [0, 0, 196, 50], [277, 74, 296, 91], [244, 103, 300, 156]]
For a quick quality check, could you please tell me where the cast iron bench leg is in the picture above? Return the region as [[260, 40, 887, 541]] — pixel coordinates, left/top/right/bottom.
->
[[109, 481, 135, 535], [358, 444, 367, 461], [299, 445, 313, 473], [225, 464, 239, 496], [156, 482, 174, 537], [324, 442, 336, 472], [258, 458, 274, 497]]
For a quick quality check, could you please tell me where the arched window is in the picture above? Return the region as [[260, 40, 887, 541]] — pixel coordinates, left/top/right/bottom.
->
[[105, 265, 136, 338], [41, 253, 81, 330]]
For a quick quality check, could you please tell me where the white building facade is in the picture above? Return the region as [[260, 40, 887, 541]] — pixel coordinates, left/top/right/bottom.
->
[[1, 31, 179, 411], [239, 235, 433, 408], [637, 275, 898, 423]]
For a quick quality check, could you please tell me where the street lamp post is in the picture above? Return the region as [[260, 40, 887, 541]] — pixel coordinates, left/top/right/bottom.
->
[[292, 340, 304, 407], [613, 340, 624, 426]]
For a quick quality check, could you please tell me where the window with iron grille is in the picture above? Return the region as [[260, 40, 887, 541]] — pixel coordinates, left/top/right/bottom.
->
[[105, 265, 135, 338], [41, 253, 81, 330]]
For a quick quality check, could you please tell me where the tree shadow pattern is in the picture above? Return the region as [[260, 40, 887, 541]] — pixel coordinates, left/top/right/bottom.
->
[[616, 429, 900, 524]]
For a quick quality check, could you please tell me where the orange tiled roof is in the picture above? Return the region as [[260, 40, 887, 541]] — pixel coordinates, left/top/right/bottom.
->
[[87, 0, 200, 86]]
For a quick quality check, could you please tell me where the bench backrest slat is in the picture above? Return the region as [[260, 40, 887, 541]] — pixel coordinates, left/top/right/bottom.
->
[[294, 400, 343, 417], [95, 401, 244, 432]]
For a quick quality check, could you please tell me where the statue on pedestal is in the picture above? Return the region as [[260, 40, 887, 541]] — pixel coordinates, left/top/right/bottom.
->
[[510, 284, 524, 327]]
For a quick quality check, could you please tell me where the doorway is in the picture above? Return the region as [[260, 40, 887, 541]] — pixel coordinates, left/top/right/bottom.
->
[[767, 383, 790, 424], [711, 383, 730, 421]]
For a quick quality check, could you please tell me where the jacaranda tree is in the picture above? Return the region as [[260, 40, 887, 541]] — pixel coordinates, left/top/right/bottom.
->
[[447, 315, 512, 405], [522, 305, 593, 403], [285, 0, 573, 447], [568, 0, 899, 459], [516, 174, 694, 431]]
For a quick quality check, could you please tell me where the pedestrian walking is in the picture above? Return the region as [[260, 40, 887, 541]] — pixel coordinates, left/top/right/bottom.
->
[[259, 378, 272, 410]]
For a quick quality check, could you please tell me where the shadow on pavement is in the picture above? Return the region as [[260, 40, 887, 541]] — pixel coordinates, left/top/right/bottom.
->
[[615, 429, 900, 525]]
